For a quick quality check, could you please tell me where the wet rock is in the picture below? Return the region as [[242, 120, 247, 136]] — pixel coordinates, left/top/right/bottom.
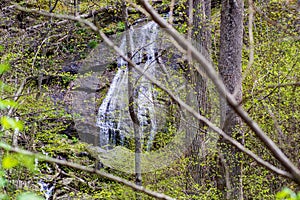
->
[[62, 62, 82, 74]]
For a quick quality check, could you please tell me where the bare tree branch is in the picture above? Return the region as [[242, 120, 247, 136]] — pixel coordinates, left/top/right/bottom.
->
[[263, 101, 285, 143], [265, 82, 300, 89], [13, 4, 295, 182], [7, 78, 28, 117], [0, 142, 175, 200], [168, 0, 176, 24], [237, 0, 255, 97], [242, 82, 300, 106], [49, 0, 59, 13], [22, 6, 115, 32], [253, 3, 296, 36], [32, 33, 64, 69], [136, 0, 300, 184]]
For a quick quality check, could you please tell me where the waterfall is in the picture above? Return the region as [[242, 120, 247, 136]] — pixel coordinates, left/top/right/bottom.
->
[[72, 19, 220, 173], [96, 22, 159, 150]]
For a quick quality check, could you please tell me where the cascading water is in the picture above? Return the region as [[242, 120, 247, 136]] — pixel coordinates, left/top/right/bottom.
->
[[72, 19, 219, 173], [96, 22, 159, 150]]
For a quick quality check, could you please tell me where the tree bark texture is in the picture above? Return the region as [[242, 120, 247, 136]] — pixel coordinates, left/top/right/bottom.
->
[[218, 0, 244, 199], [186, 0, 212, 187]]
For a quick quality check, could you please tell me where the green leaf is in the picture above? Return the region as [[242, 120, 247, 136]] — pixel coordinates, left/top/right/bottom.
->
[[17, 192, 44, 200], [0, 45, 4, 52], [0, 81, 12, 93], [0, 177, 7, 188], [297, 192, 300, 200], [19, 155, 35, 172], [0, 116, 24, 131], [276, 188, 296, 199], [0, 171, 5, 177], [87, 40, 98, 49], [0, 193, 9, 200], [0, 63, 10, 74], [2, 155, 18, 169], [0, 100, 17, 110]]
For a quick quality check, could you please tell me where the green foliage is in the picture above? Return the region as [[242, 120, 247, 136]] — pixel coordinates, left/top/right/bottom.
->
[[0, 48, 43, 199], [87, 40, 98, 49], [151, 123, 177, 150], [176, 22, 188, 34], [241, 1, 300, 198], [2, 154, 18, 169], [0, 1, 298, 199], [0, 63, 10, 74], [0, 100, 17, 110], [0, 117, 24, 131], [276, 188, 300, 200], [117, 21, 125, 32], [2, 153, 35, 172], [16, 192, 44, 200], [0, 55, 23, 132], [0, 171, 7, 189]]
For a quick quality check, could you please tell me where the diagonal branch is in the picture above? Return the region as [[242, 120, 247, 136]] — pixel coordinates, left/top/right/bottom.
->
[[136, 0, 300, 183], [13, 4, 294, 182], [0, 142, 175, 200]]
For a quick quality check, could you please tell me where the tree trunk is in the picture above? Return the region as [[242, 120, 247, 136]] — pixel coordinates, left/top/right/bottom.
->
[[186, 0, 211, 187], [122, 3, 142, 190], [218, 0, 244, 199]]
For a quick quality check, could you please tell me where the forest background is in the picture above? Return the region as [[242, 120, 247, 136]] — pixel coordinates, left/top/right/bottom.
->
[[0, 0, 299, 199]]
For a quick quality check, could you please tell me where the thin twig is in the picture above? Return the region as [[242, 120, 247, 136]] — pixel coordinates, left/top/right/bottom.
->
[[137, 0, 300, 184], [242, 81, 300, 106], [7, 78, 28, 117], [253, 4, 294, 36], [168, 0, 175, 24], [236, 0, 255, 97], [13, 2, 295, 179], [32, 33, 63, 69], [0, 142, 175, 200]]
